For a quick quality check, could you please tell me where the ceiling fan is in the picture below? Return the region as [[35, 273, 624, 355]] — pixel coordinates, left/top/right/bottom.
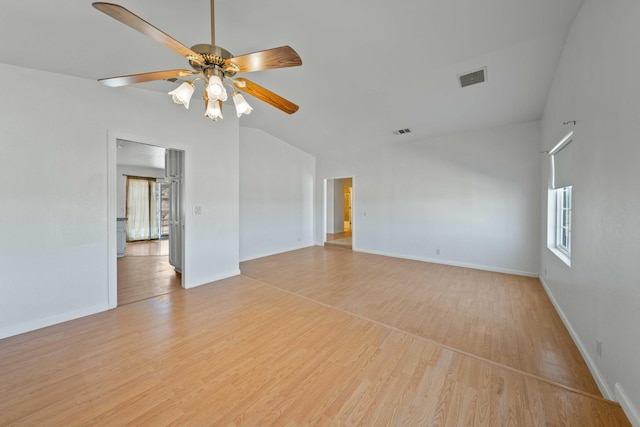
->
[[92, 1, 302, 121]]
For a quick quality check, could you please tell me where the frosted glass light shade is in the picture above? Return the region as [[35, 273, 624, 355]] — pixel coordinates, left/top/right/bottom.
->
[[206, 75, 227, 101], [168, 82, 195, 109], [232, 92, 253, 117], [204, 99, 223, 121]]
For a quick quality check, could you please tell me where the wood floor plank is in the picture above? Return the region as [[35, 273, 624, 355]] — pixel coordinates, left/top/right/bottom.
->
[[240, 246, 601, 395], [117, 240, 181, 305], [0, 248, 631, 425]]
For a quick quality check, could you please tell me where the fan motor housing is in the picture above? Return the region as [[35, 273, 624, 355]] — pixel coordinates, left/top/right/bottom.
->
[[190, 44, 237, 76]]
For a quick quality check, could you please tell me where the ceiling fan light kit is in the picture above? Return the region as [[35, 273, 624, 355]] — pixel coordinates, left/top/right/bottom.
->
[[232, 92, 253, 118], [204, 98, 223, 121], [168, 81, 196, 109], [92, 1, 302, 122], [205, 73, 227, 102]]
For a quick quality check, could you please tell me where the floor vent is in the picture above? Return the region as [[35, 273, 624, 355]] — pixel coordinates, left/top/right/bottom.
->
[[459, 67, 487, 87]]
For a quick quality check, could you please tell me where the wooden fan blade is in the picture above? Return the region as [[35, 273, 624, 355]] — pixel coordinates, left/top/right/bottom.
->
[[234, 78, 299, 114], [225, 46, 302, 73], [92, 2, 205, 65], [99, 70, 200, 87]]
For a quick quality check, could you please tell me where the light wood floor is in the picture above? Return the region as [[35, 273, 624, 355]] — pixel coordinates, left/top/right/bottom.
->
[[242, 247, 599, 395], [326, 231, 352, 249], [0, 247, 630, 425], [117, 240, 181, 305]]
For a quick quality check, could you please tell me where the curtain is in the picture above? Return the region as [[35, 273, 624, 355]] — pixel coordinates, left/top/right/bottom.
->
[[126, 178, 161, 241], [149, 181, 159, 240], [126, 178, 150, 241]]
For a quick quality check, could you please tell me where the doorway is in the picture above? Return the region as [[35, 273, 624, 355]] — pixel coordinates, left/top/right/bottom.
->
[[324, 177, 353, 249], [114, 139, 185, 305]]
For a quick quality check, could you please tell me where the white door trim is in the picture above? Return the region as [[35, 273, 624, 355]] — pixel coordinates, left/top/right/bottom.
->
[[107, 130, 186, 309]]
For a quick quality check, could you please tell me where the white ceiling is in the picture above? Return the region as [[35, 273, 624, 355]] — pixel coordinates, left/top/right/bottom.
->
[[0, 0, 584, 156], [116, 139, 165, 169]]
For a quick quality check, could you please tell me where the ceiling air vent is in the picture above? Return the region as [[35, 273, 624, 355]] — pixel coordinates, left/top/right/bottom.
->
[[393, 128, 412, 135], [459, 67, 487, 88]]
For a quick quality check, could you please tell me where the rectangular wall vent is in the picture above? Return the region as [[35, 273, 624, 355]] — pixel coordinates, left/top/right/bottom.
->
[[393, 128, 412, 135], [459, 67, 487, 88]]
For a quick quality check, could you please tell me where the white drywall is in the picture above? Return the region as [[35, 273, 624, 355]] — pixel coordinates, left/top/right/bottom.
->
[[0, 63, 240, 339], [326, 180, 335, 234], [540, 0, 640, 423], [331, 179, 345, 233], [239, 127, 315, 262], [316, 121, 541, 276], [325, 178, 347, 234]]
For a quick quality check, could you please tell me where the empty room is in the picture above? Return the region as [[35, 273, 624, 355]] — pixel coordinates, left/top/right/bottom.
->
[[0, 0, 638, 425]]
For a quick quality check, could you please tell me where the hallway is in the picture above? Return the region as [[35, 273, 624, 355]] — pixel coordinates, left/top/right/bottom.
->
[[117, 240, 181, 305], [325, 231, 352, 249]]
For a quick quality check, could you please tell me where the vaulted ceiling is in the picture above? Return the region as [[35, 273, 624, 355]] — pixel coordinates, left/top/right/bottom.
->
[[0, 0, 584, 156]]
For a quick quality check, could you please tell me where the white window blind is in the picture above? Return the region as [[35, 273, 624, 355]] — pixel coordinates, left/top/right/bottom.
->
[[551, 131, 574, 189]]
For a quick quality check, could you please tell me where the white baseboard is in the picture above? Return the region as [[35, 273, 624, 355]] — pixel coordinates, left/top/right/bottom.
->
[[0, 303, 109, 340], [615, 383, 640, 427], [538, 276, 614, 399], [354, 248, 539, 278], [240, 244, 315, 263], [184, 269, 242, 289], [0, 269, 248, 340]]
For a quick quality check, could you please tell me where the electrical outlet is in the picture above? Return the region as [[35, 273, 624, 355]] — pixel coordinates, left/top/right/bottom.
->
[[544, 269, 547, 277], [192, 206, 202, 215], [436, 249, 441, 255], [597, 340, 602, 357]]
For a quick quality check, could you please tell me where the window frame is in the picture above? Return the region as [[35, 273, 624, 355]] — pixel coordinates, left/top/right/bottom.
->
[[555, 186, 572, 257], [547, 185, 572, 266]]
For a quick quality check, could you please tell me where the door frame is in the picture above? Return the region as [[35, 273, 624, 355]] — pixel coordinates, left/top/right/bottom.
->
[[107, 130, 186, 309], [323, 175, 355, 248]]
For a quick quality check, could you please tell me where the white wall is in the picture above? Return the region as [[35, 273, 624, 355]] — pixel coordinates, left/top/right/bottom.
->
[[116, 165, 165, 218], [326, 180, 335, 234], [239, 127, 315, 262], [316, 121, 541, 276], [332, 179, 345, 233], [539, 0, 640, 423], [325, 178, 346, 234], [0, 63, 240, 339]]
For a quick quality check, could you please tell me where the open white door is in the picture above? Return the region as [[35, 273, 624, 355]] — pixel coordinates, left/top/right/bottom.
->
[[166, 149, 184, 273]]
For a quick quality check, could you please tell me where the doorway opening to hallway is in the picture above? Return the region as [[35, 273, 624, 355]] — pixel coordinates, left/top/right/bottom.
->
[[115, 139, 185, 305], [324, 177, 353, 250]]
